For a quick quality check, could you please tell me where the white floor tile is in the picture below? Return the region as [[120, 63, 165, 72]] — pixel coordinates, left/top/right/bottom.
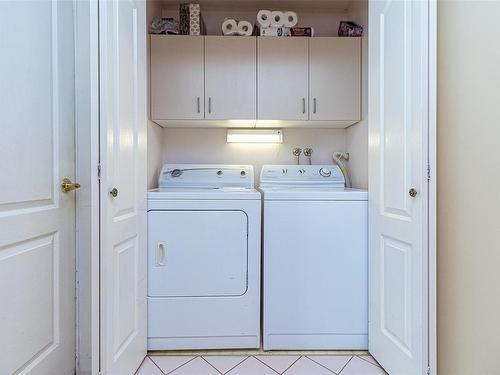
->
[[307, 355, 352, 373], [255, 355, 300, 374], [283, 357, 334, 375], [340, 357, 387, 375], [169, 357, 219, 375], [226, 357, 278, 375], [149, 356, 194, 374], [203, 356, 248, 374], [136, 357, 163, 375], [358, 355, 381, 368]]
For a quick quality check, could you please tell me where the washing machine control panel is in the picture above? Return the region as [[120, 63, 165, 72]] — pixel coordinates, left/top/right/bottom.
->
[[260, 165, 345, 188]]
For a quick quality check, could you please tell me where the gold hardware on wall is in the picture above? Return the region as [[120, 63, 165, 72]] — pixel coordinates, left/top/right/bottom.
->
[[61, 178, 81, 193]]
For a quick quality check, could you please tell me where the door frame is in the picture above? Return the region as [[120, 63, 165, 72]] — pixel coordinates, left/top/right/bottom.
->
[[75, 1, 100, 374], [75, 0, 438, 373]]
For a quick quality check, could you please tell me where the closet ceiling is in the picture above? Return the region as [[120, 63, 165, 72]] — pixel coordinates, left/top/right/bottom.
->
[[158, 0, 353, 11]]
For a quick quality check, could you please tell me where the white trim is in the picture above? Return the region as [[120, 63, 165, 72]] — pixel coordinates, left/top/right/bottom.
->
[[75, 0, 100, 374], [427, 0, 437, 374]]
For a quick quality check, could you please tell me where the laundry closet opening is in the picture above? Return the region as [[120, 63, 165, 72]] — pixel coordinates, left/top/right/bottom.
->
[[94, 0, 435, 374]]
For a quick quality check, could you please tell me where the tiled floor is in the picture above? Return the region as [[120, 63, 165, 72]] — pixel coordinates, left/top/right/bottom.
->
[[136, 353, 387, 375]]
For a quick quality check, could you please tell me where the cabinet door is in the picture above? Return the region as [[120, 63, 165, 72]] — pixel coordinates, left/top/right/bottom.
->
[[205, 36, 256, 120], [310, 38, 361, 121], [258, 37, 309, 120], [151, 35, 204, 120]]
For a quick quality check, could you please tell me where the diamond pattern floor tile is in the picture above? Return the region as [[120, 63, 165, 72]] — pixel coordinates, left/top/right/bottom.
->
[[283, 357, 334, 375], [149, 356, 194, 374], [307, 355, 352, 373], [226, 357, 278, 375], [358, 355, 381, 368], [203, 356, 248, 374], [255, 355, 300, 373], [340, 356, 387, 375], [135, 357, 163, 375], [169, 357, 219, 375]]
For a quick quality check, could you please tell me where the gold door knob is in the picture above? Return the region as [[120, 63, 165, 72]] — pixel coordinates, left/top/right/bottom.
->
[[110, 188, 118, 197], [61, 178, 81, 193], [409, 188, 418, 197]]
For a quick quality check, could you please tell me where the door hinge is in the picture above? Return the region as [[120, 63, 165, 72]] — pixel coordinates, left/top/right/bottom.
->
[[97, 163, 102, 180], [427, 162, 431, 182], [427, 366, 431, 375]]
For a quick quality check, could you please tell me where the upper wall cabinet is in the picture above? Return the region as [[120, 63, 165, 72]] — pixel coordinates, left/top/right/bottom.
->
[[257, 37, 309, 121], [151, 35, 204, 120], [309, 38, 361, 121], [205, 36, 256, 120]]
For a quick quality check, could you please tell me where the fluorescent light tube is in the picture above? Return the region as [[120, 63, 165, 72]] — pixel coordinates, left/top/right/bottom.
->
[[226, 129, 283, 143]]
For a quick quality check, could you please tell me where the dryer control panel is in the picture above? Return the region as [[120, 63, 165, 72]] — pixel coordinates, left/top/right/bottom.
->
[[159, 164, 254, 189], [260, 165, 345, 188]]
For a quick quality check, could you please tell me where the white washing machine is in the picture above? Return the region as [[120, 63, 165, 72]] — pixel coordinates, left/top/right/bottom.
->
[[260, 165, 368, 350], [147, 164, 261, 350]]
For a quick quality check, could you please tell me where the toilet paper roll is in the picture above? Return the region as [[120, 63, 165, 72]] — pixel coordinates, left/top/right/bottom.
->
[[222, 18, 238, 35], [270, 11, 285, 27], [283, 11, 298, 27], [237, 20, 253, 36], [257, 10, 272, 28]]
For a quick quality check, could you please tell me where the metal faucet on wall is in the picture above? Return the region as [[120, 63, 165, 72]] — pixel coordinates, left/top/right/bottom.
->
[[303, 148, 313, 165], [292, 147, 302, 165]]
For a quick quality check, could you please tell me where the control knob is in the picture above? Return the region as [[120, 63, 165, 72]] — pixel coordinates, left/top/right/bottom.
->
[[319, 168, 331, 177]]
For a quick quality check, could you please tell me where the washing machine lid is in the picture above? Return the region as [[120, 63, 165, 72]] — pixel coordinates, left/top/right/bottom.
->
[[259, 165, 367, 200], [260, 187, 368, 201]]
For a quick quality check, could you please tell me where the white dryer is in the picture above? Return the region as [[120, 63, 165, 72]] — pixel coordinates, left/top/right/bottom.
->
[[260, 165, 368, 350], [147, 164, 261, 350]]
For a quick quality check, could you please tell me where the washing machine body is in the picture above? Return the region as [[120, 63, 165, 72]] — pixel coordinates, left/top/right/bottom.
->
[[260, 165, 368, 350], [147, 164, 261, 350]]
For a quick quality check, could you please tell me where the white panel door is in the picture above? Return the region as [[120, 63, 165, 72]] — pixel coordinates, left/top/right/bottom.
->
[[257, 37, 309, 120], [310, 37, 361, 121], [0, 1, 76, 374], [205, 36, 256, 120], [99, 0, 147, 374], [369, 1, 430, 374], [150, 35, 204, 120]]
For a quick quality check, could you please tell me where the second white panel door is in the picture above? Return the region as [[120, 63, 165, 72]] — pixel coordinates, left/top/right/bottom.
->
[[310, 38, 361, 121], [205, 36, 256, 120], [258, 37, 309, 120]]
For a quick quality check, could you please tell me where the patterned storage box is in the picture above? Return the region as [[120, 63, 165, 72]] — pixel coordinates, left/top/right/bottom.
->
[[179, 3, 205, 35]]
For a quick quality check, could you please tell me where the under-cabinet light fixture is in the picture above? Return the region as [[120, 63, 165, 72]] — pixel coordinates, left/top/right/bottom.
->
[[226, 129, 283, 144]]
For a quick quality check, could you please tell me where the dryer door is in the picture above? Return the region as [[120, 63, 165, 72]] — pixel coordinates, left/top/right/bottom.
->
[[148, 210, 248, 297]]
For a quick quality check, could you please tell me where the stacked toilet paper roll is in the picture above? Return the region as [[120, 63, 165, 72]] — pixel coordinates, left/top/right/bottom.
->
[[257, 10, 298, 28], [222, 18, 254, 36]]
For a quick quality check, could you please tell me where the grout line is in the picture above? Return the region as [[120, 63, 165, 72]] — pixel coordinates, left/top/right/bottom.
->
[[135, 356, 149, 375], [251, 356, 280, 374], [150, 355, 197, 375], [357, 355, 383, 369], [338, 356, 354, 375], [218, 356, 249, 374], [304, 356, 338, 374], [147, 355, 167, 375], [279, 355, 302, 374], [201, 356, 224, 374]]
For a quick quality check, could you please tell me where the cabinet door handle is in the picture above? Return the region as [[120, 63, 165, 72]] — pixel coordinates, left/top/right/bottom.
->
[[302, 98, 306, 114], [208, 97, 212, 114], [156, 241, 166, 266], [197, 97, 200, 113], [313, 98, 317, 114]]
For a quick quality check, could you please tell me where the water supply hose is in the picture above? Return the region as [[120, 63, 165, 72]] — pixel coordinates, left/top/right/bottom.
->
[[332, 152, 351, 188]]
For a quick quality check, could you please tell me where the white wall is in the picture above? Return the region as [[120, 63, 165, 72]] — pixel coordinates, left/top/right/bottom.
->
[[345, 0, 368, 189], [438, 1, 500, 374], [157, 128, 346, 185]]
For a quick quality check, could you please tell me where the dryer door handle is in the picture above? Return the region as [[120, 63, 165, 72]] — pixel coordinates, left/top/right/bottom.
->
[[156, 241, 166, 266]]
